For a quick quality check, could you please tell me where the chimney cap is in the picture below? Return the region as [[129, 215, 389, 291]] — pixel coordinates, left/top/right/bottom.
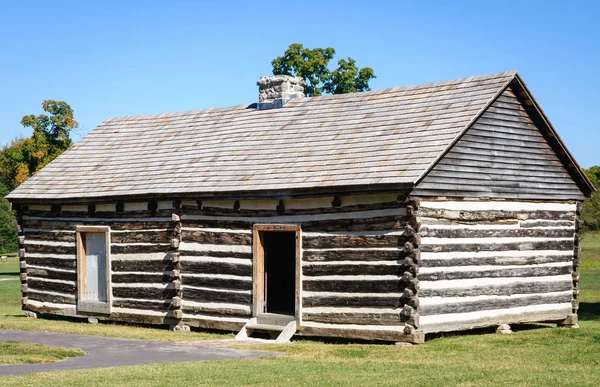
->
[[257, 74, 306, 87], [257, 75, 306, 110]]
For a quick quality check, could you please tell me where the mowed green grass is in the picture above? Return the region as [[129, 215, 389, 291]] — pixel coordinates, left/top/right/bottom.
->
[[0, 234, 599, 386], [0, 255, 19, 278], [0, 341, 84, 365], [0, 257, 231, 342]]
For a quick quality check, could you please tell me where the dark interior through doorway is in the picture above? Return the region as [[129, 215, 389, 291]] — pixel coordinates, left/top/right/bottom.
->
[[263, 231, 296, 315]]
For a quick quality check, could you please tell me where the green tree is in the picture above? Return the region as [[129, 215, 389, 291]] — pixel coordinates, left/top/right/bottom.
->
[[272, 43, 376, 97], [0, 100, 78, 253], [581, 166, 600, 232], [0, 183, 17, 254], [0, 100, 78, 191]]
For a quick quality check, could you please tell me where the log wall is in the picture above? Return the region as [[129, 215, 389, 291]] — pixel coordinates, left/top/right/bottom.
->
[[416, 199, 578, 333], [179, 194, 419, 337], [19, 194, 578, 340], [19, 194, 422, 340], [20, 201, 183, 325]]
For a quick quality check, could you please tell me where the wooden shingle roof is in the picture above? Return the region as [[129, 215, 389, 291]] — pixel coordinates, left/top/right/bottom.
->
[[11, 71, 587, 202]]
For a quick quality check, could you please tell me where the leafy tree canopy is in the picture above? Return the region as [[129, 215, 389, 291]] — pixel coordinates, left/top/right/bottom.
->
[[0, 100, 78, 191], [0, 100, 77, 253], [582, 166, 600, 232], [272, 44, 376, 97]]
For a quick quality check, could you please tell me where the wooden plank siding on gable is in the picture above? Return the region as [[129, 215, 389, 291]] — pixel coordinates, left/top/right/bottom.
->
[[412, 88, 585, 200]]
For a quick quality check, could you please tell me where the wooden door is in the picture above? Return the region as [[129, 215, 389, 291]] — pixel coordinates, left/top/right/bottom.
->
[[85, 232, 107, 302], [76, 226, 111, 314]]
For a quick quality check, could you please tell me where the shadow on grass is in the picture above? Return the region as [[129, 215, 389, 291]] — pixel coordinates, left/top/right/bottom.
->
[[579, 302, 600, 321], [0, 272, 19, 277]]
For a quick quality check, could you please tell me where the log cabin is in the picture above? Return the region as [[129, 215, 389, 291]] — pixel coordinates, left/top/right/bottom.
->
[[6, 71, 595, 344]]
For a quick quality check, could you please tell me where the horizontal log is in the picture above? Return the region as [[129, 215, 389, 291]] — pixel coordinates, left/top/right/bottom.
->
[[303, 249, 402, 262], [298, 324, 423, 343], [303, 263, 406, 277], [27, 290, 75, 305], [179, 260, 252, 277], [112, 285, 180, 299], [111, 244, 172, 254], [419, 279, 573, 298], [183, 287, 251, 304], [111, 299, 176, 311], [181, 304, 251, 318], [302, 216, 409, 232], [520, 220, 574, 228], [25, 243, 76, 255], [181, 230, 252, 246], [421, 218, 519, 227], [420, 239, 573, 253], [181, 275, 252, 291], [26, 257, 76, 270], [111, 259, 176, 272], [24, 303, 77, 318], [419, 228, 574, 239], [419, 292, 573, 316], [111, 231, 171, 244], [27, 267, 77, 281], [418, 265, 571, 281], [420, 208, 576, 222], [22, 218, 174, 231], [108, 311, 180, 326], [302, 311, 402, 326], [303, 295, 402, 308], [26, 209, 174, 219], [303, 234, 405, 249], [420, 305, 571, 334], [25, 231, 75, 242], [188, 201, 404, 217], [28, 278, 76, 294], [112, 272, 177, 284], [303, 279, 403, 293], [420, 254, 572, 268], [182, 317, 244, 332], [182, 215, 410, 232], [189, 207, 277, 217], [181, 219, 252, 230], [179, 249, 252, 259]]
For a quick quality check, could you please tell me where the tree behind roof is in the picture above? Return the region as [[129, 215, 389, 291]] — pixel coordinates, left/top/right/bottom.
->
[[271, 44, 376, 97]]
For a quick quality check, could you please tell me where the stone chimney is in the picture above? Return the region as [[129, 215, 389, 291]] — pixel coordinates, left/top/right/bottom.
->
[[257, 75, 305, 110]]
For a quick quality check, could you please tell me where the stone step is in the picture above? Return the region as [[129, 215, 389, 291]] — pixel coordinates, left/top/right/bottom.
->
[[235, 318, 297, 344], [256, 313, 296, 326], [245, 323, 285, 332]]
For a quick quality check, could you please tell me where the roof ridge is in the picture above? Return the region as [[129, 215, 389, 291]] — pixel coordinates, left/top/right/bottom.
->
[[101, 71, 518, 123]]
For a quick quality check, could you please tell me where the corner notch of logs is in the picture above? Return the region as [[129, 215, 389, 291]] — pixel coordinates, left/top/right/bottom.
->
[[400, 196, 421, 336]]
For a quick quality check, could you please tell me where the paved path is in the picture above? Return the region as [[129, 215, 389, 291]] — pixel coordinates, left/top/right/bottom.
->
[[0, 330, 279, 376]]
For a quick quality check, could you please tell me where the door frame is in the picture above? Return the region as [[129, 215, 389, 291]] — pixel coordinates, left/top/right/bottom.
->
[[252, 224, 302, 323], [76, 225, 112, 314]]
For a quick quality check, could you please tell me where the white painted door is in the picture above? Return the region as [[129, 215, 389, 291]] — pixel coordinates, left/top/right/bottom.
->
[[85, 232, 107, 302]]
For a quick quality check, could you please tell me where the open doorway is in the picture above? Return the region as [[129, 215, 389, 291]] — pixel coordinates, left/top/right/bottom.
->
[[252, 225, 301, 319], [263, 231, 296, 314]]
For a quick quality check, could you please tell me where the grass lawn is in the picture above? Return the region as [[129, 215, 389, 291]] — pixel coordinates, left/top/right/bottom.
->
[[0, 255, 19, 279], [0, 257, 230, 342], [0, 341, 84, 365], [0, 234, 599, 386]]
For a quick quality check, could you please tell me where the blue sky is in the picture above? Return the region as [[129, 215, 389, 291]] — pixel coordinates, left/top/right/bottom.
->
[[0, 0, 598, 167]]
